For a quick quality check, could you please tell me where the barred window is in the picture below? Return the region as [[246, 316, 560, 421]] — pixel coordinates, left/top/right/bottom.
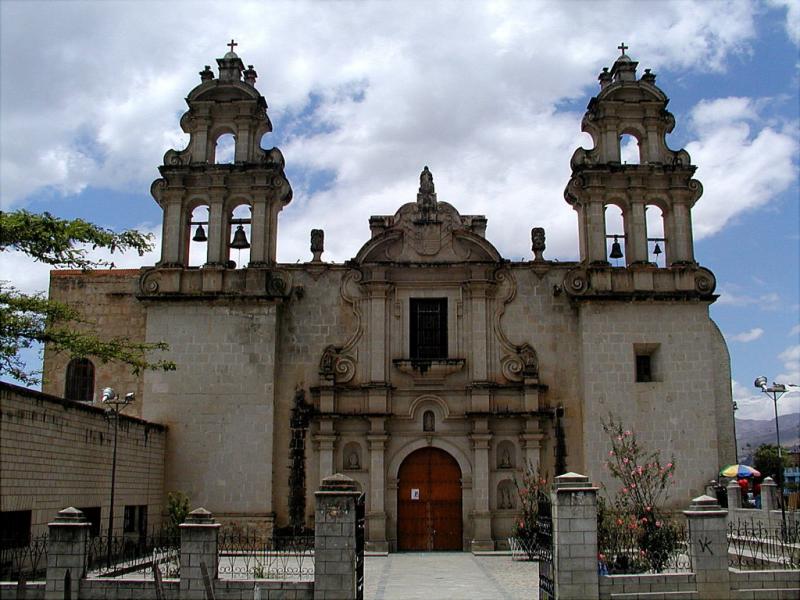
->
[[65, 358, 95, 401], [410, 298, 447, 359]]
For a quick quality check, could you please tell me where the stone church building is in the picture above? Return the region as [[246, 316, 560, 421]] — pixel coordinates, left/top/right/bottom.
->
[[43, 47, 734, 551]]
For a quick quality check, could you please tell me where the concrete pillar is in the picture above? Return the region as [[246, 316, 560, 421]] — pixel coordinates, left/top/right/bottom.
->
[[684, 495, 731, 600], [726, 480, 741, 509], [179, 507, 221, 600], [46, 507, 90, 600], [470, 426, 493, 551], [366, 430, 389, 552], [315, 473, 362, 600], [760, 477, 777, 512], [552, 472, 599, 600]]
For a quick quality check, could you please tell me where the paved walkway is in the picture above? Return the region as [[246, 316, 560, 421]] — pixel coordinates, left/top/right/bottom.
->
[[364, 553, 538, 600]]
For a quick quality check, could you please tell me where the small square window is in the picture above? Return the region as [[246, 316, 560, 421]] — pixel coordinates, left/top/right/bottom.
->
[[634, 343, 660, 383]]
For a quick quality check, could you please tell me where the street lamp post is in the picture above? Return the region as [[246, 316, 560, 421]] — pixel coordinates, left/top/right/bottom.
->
[[753, 376, 787, 537], [101, 387, 135, 569]]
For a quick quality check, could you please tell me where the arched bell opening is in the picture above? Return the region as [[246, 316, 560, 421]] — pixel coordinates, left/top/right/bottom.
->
[[227, 203, 252, 268], [214, 132, 236, 164], [619, 132, 642, 165], [604, 203, 626, 266], [645, 204, 667, 267], [187, 205, 210, 267]]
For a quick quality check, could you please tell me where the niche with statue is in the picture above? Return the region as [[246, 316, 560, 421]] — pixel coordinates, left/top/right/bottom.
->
[[343, 441, 363, 471], [496, 440, 515, 470]]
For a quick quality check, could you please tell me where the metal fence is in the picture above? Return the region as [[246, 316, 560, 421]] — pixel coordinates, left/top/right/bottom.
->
[[727, 519, 800, 570], [0, 535, 48, 581], [85, 532, 180, 578], [217, 532, 314, 581]]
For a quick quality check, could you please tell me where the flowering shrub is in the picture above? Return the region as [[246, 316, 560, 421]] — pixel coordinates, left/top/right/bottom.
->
[[512, 462, 549, 560], [598, 417, 681, 573]]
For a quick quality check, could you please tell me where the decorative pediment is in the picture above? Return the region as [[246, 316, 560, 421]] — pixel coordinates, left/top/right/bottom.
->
[[354, 167, 502, 265]]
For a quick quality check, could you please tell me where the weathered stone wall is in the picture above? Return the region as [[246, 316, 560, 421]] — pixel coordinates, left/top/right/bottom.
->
[[42, 270, 148, 417], [142, 301, 281, 529], [0, 383, 165, 536], [577, 301, 729, 505]]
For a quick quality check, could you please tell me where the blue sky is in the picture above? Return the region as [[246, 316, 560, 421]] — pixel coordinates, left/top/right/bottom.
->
[[1, 0, 798, 421]]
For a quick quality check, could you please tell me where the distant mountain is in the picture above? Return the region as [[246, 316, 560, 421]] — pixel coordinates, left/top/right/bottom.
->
[[735, 412, 800, 463]]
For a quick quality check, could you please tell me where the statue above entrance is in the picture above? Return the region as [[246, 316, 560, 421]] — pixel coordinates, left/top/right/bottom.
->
[[355, 167, 500, 264]]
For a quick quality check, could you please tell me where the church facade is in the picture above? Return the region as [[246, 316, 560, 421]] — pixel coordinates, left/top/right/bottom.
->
[[43, 47, 734, 551]]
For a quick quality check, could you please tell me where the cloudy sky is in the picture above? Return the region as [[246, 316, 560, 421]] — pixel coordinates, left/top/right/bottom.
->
[[1, 0, 798, 421]]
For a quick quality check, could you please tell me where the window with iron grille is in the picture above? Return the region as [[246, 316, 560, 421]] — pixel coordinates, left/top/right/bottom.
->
[[65, 358, 95, 401], [410, 298, 447, 359]]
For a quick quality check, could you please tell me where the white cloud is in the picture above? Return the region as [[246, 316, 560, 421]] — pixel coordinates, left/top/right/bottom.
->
[[777, 344, 800, 385], [767, 0, 800, 45], [716, 285, 783, 309], [790, 324, 800, 336], [0, 0, 763, 262], [729, 327, 764, 343], [688, 97, 799, 239], [733, 377, 799, 419]]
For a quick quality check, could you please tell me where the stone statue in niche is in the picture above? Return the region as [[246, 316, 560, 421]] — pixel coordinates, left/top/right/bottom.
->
[[531, 227, 546, 262], [423, 410, 435, 432], [518, 343, 538, 377], [417, 166, 438, 220], [319, 344, 336, 378], [346, 451, 360, 470], [499, 447, 512, 469], [499, 485, 514, 509], [310, 229, 324, 262]]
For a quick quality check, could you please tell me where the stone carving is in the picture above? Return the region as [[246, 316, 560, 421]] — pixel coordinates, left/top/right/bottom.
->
[[311, 229, 324, 262], [417, 166, 438, 220], [347, 451, 360, 470], [319, 345, 337, 378], [518, 343, 538, 377], [423, 411, 435, 432], [498, 483, 514, 509], [499, 448, 512, 469], [318, 344, 357, 384], [531, 227, 546, 262]]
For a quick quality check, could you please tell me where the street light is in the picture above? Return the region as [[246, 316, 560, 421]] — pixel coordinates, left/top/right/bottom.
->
[[753, 376, 787, 537], [102, 387, 135, 569]]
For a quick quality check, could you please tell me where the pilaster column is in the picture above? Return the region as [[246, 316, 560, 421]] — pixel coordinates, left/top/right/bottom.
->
[[159, 195, 185, 266], [470, 421, 493, 551], [248, 196, 269, 265], [587, 200, 608, 264], [468, 281, 489, 382], [366, 422, 389, 552], [46, 507, 90, 600], [367, 281, 390, 383], [684, 495, 731, 600], [520, 417, 543, 467], [315, 419, 337, 484], [552, 473, 599, 600], [205, 194, 227, 266], [626, 201, 648, 264], [667, 202, 695, 264]]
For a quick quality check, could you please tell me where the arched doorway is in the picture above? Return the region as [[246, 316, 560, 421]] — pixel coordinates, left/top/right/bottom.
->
[[397, 447, 462, 550]]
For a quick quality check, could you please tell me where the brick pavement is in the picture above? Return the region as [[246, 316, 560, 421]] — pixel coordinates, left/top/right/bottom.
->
[[364, 553, 539, 600]]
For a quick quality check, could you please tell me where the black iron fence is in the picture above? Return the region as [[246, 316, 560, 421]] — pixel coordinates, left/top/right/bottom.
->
[[85, 531, 180, 578], [727, 519, 800, 570], [217, 532, 314, 581], [0, 535, 48, 581]]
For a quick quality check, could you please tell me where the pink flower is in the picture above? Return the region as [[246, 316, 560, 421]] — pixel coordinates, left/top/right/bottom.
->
[[621, 487, 628, 494], [609, 450, 615, 456], [623, 458, 629, 464], [666, 462, 673, 468], [616, 518, 623, 526], [655, 521, 662, 528], [624, 431, 632, 436], [631, 483, 637, 489]]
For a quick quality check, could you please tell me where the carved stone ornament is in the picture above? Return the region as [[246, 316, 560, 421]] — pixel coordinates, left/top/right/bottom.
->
[[310, 229, 324, 262], [318, 344, 357, 384], [531, 227, 546, 262], [518, 343, 539, 377]]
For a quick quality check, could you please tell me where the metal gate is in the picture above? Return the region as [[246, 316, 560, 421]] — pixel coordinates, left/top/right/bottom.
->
[[355, 492, 365, 600], [537, 495, 555, 600]]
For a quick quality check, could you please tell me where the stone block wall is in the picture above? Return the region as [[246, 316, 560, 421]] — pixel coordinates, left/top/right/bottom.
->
[[0, 383, 165, 536], [42, 270, 148, 417], [577, 301, 732, 506]]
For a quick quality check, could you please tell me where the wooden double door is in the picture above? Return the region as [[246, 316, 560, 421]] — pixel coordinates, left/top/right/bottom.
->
[[397, 447, 463, 550]]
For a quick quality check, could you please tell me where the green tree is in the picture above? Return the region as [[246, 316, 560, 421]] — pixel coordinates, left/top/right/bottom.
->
[[753, 444, 788, 482], [0, 209, 175, 384]]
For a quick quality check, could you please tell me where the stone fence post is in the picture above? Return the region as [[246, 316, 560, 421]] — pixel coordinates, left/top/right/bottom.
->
[[726, 480, 741, 509], [46, 507, 90, 600], [180, 507, 221, 600], [551, 472, 599, 600], [684, 495, 731, 600], [314, 473, 361, 600], [760, 477, 777, 512]]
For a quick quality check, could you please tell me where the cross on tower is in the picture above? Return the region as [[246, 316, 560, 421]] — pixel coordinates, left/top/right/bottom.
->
[[618, 42, 629, 56], [227, 39, 238, 53]]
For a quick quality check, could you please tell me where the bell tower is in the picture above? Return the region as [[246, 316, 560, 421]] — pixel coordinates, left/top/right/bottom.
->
[[565, 45, 700, 267], [151, 42, 292, 269]]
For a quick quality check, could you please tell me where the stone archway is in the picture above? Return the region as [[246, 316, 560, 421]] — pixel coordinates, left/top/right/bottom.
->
[[397, 447, 462, 550]]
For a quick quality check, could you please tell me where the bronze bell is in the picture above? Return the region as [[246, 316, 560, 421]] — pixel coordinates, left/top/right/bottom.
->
[[609, 235, 623, 259], [653, 242, 662, 256], [192, 224, 207, 242], [230, 225, 250, 249]]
